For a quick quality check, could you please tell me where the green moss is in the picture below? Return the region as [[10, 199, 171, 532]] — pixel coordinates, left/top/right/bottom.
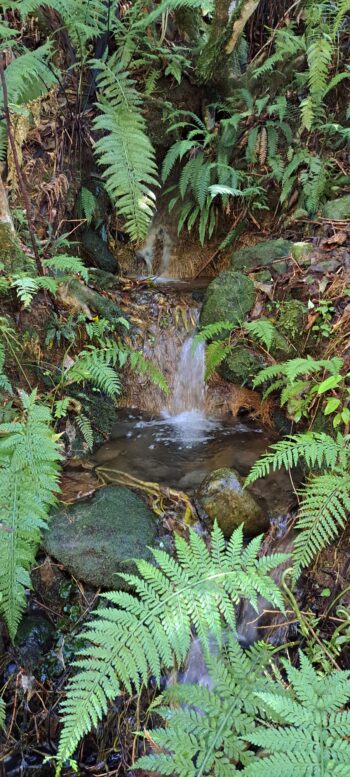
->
[[230, 238, 291, 273], [200, 270, 255, 328], [0, 222, 34, 273], [219, 343, 263, 386]]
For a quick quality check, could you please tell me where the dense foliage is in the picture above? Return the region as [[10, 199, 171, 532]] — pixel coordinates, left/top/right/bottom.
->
[[1, 1, 350, 775]]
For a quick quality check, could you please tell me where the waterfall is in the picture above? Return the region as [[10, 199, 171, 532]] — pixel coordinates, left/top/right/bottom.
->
[[170, 337, 206, 415], [162, 336, 217, 444]]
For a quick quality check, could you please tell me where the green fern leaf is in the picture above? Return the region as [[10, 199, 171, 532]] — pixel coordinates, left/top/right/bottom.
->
[[44, 255, 89, 283], [205, 341, 231, 379], [0, 390, 61, 639], [245, 432, 345, 485], [76, 414, 94, 451], [244, 320, 276, 352], [56, 523, 288, 771]]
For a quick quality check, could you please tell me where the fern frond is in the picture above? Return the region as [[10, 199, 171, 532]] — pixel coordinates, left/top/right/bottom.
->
[[244, 319, 276, 352], [0, 390, 61, 639], [66, 347, 121, 398], [194, 321, 233, 344], [0, 697, 5, 731], [205, 341, 231, 380], [127, 350, 169, 394], [92, 55, 158, 241], [76, 414, 94, 451], [77, 187, 97, 226], [44, 254, 89, 283], [245, 652, 350, 776], [1, 43, 58, 107], [245, 432, 344, 485], [292, 471, 350, 579], [135, 638, 274, 776], [56, 523, 288, 770]]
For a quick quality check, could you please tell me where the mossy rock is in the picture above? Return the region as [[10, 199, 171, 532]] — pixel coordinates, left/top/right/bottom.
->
[[322, 195, 350, 221], [198, 468, 269, 538], [200, 271, 255, 328], [270, 299, 306, 358], [219, 343, 263, 386], [291, 242, 314, 264], [81, 228, 119, 273], [230, 238, 291, 274], [68, 389, 119, 455], [43, 486, 157, 588]]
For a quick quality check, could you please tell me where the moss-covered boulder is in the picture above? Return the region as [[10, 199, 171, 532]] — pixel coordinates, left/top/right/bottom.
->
[[0, 222, 35, 273], [200, 271, 255, 328], [197, 468, 269, 537], [322, 195, 350, 221], [43, 486, 157, 588], [219, 343, 263, 386], [230, 238, 291, 274], [81, 228, 119, 273], [270, 299, 306, 358], [58, 278, 122, 321], [291, 242, 314, 264]]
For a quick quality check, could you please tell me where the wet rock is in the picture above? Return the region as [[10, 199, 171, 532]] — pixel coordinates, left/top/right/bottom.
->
[[81, 228, 119, 273], [200, 271, 255, 328], [197, 467, 269, 537], [322, 194, 350, 221], [15, 615, 55, 670], [43, 486, 157, 588], [230, 238, 291, 274], [219, 343, 263, 386]]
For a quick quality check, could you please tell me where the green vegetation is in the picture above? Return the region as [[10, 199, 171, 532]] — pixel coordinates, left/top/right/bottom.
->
[[1, 0, 350, 774]]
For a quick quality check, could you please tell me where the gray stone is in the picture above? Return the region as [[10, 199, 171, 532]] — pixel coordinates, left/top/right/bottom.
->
[[197, 467, 269, 538], [200, 271, 255, 328], [230, 239, 292, 273], [44, 486, 157, 588], [291, 241, 314, 264], [322, 195, 350, 221], [15, 615, 55, 670]]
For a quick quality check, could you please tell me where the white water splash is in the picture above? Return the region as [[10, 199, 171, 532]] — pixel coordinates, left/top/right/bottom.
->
[[163, 336, 218, 444]]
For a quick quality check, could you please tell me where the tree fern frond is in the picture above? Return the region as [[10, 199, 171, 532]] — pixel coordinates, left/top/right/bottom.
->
[[0, 391, 61, 639], [292, 472, 350, 579], [1, 43, 58, 107], [56, 523, 288, 770]]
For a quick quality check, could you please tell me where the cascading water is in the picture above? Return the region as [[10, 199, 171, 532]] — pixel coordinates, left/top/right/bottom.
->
[[162, 336, 218, 444]]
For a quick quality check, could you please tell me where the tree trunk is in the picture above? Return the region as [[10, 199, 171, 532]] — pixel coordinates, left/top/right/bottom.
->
[[197, 0, 262, 92]]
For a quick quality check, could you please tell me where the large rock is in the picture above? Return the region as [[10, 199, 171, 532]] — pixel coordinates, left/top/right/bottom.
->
[[44, 487, 157, 588], [271, 299, 306, 358], [230, 239, 291, 274], [322, 195, 350, 221], [81, 228, 119, 273], [219, 343, 263, 386], [197, 468, 269, 537], [200, 271, 255, 328]]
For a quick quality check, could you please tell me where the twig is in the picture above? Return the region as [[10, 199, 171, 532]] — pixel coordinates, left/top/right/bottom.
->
[[0, 56, 44, 275]]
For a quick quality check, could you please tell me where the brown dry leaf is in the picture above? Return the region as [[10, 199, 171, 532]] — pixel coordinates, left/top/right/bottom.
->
[[321, 231, 348, 249], [59, 469, 100, 504]]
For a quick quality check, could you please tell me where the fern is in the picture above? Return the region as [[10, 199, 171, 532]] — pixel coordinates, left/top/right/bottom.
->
[[135, 639, 274, 776], [245, 651, 350, 776], [292, 471, 350, 579], [0, 697, 5, 731], [66, 346, 121, 398], [245, 432, 345, 484], [194, 321, 233, 344], [0, 390, 61, 639], [77, 187, 97, 226], [76, 413, 94, 451], [92, 55, 158, 241], [205, 341, 232, 380], [0, 345, 12, 395], [244, 320, 276, 352], [44, 255, 89, 282], [56, 523, 288, 771]]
